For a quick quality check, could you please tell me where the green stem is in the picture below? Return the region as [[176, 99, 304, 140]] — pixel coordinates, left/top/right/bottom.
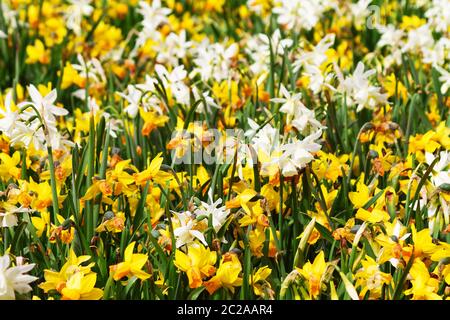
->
[[21, 148, 27, 179], [47, 146, 60, 222], [103, 274, 115, 300], [86, 114, 96, 240]]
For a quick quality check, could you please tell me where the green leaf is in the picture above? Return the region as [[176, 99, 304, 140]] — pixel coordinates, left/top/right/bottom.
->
[[188, 287, 206, 300]]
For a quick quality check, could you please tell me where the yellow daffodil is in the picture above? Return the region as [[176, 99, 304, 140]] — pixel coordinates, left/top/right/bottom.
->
[[39, 250, 102, 300], [404, 259, 441, 300], [296, 251, 328, 299], [402, 225, 438, 262], [95, 211, 125, 233], [174, 243, 217, 289], [31, 211, 51, 237], [204, 253, 243, 295], [349, 180, 371, 209], [356, 208, 390, 224], [134, 153, 164, 185], [109, 241, 151, 281], [25, 39, 50, 64], [0, 151, 21, 182], [140, 109, 169, 137], [384, 73, 407, 101], [250, 266, 272, 297]]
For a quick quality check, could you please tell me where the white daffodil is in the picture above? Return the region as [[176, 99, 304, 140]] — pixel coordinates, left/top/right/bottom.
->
[[131, 0, 171, 56], [137, 0, 171, 28], [292, 33, 335, 94], [190, 40, 238, 82], [155, 64, 190, 105], [425, 0, 450, 33], [403, 24, 434, 55], [335, 61, 388, 112], [135, 76, 165, 114], [72, 55, 106, 89], [103, 113, 123, 139], [0, 91, 18, 136], [375, 24, 405, 68], [280, 129, 323, 172], [65, 0, 94, 36], [425, 151, 450, 188], [434, 65, 450, 94], [8, 121, 46, 150], [117, 85, 142, 118], [156, 30, 192, 66], [246, 29, 293, 75], [88, 96, 100, 115], [0, 2, 18, 32], [271, 84, 304, 115], [192, 86, 219, 114], [272, 84, 325, 134], [250, 122, 280, 160], [18, 85, 68, 121], [350, 0, 373, 27], [376, 25, 404, 49], [172, 211, 207, 248], [0, 254, 37, 300], [136, 75, 157, 93], [244, 118, 262, 140], [0, 203, 31, 228], [273, 0, 329, 31], [6, 85, 68, 151], [194, 199, 230, 233]]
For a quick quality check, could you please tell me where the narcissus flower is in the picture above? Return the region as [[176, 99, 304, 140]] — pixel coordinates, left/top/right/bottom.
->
[[194, 198, 230, 233], [25, 39, 50, 64], [0, 254, 37, 300], [402, 226, 438, 262], [174, 243, 217, 289], [95, 211, 125, 233], [0, 151, 21, 182], [355, 256, 392, 299], [349, 180, 371, 209], [335, 61, 388, 112], [140, 109, 169, 136], [404, 259, 441, 300], [58, 271, 103, 300], [39, 250, 102, 300], [172, 210, 208, 248], [204, 253, 243, 295], [109, 241, 151, 281], [296, 251, 328, 299], [134, 153, 165, 185], [0, 201, 30, 228], [250, 266, 273, 297], [356, 208, 390, 224]]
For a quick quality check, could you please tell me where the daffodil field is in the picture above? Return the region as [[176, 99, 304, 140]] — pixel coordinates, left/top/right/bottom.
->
[[0, 0, 449, 301]]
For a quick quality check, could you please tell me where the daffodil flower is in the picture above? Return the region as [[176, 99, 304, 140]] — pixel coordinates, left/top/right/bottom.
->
[[296, 251, 328, 299], [109, 241, 151, 281], [39, 250, 101, 300], [404, 259, 441, 300], [204, 253, 243, 295], [355, 256, 392, 299], [174, 243, 216, 289], [0, 254, 37, 300], [172, 211, 208, 248]]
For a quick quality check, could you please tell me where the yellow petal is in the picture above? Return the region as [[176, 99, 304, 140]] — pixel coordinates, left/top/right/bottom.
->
[[124, 242, 136, 263], [174, 250, 190, 272]]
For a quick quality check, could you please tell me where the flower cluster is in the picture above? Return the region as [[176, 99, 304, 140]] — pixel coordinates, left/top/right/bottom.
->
[[0, 0, 449, 300]]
